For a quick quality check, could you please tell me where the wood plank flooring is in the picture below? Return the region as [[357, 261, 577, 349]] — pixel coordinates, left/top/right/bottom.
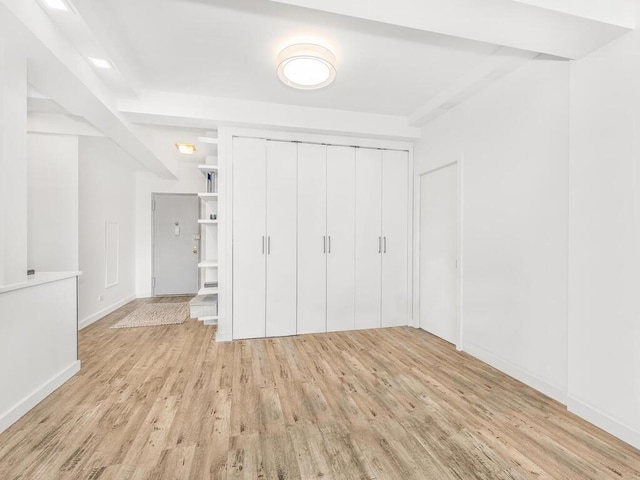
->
[[1, 297, 639, 479]]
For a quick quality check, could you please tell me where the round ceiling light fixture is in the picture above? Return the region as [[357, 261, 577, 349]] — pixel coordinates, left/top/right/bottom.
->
[[277, 43, 336, 90]]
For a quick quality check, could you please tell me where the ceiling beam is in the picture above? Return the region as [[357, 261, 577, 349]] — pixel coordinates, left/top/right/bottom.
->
[[27, 113, 104, 137], [118, 91, 422, 141], [268, 0, 634, 59], [408, 47, 538, 126], [0, 0, 176, 179], [511, 0, 635, 28]]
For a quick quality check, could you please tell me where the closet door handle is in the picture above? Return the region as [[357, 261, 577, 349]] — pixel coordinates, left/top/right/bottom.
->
[[268, 236, 271, 254], [323, 236, 326, 254], [262, 236, 265, 254], [328, 236, 331, 254], [378, 236, 381, 254], [384, 236, 387, 253]]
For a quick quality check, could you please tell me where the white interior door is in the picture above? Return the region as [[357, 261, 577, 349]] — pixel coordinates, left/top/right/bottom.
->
[[153, 194, 199, 296], [233, 137, 266, 339], [266, 141, 298, 337], [381, 150, 409, 327], [297, 143, 327, 334], [420, 163, 458, 344], [355, 148, 382, 329], [327, 146, 356, 332]]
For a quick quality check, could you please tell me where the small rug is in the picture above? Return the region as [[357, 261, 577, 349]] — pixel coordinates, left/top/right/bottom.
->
[[110, 303, 190, 329]]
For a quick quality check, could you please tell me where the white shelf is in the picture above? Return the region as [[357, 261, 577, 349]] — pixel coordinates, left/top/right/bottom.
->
[[198, 193, 218, 201], [198, 287, 218, 295], [202, 316, 218, 326], [198, 260, 218, 268], [198, 134, 220, 325], [198, 164, 218, 175]]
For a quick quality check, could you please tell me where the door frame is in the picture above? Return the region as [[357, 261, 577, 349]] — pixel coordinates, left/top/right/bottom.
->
[[151, 192, 200, 297], [413, 157, 464, 350]]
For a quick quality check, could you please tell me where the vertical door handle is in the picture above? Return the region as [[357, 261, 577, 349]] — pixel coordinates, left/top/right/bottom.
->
[[262, 236, 265, 254], [328, 236, 331, 254], [384, 236, 387, 253], [268, 236, 271, 254], [323, 236, 326, 253], [378, 237, 381, 254]]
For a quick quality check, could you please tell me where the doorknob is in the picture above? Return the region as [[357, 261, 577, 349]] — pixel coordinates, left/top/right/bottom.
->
[[193, 245, 198, 255]]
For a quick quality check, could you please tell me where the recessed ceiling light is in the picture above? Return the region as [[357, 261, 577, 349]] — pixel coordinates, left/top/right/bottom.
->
[[176, 143, 197, 155], [42, 0, 71, 11], [88, 57, 113, 70], [277, 43, 336, 90]]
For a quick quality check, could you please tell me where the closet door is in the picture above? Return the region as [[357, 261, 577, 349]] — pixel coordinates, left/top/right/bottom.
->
[[354, 148, 382, 329], [381, 150, 409, 327], [297, 143, 327, 334], [233, 137, 267, 339], [265, 141, 298, 337], [326, 146, 356, 332]]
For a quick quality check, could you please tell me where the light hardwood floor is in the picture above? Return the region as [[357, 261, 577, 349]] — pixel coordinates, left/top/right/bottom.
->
[[1, 297, 639, 479]]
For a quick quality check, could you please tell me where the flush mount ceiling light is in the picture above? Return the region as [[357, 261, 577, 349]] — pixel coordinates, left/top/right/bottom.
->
[[176, 143, 197, 155], [41, 0, 71, 11], [88, 57, 113, 70], [277, 43, 336, 90]]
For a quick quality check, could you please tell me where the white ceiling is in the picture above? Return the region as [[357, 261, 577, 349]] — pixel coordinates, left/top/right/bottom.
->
[[74, 0, 499, 116], [4, 0, 631, 172]]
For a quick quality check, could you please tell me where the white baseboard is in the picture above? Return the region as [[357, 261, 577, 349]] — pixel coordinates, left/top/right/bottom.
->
[[462, 341, 567, 405], [0, 360, 81, 435], [136, 291, 152, 299], [215, 329, 232, 343], [79, 294, 136, 330], [568, 396, 640, 450]]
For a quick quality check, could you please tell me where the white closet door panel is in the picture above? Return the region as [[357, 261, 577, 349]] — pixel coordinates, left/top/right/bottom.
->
[[266, 140, 298, 337], [382, 150, 409, 327], [327, 146, 356, 332], [297, 143, 327, 334], [233, 137, 266, 339], [354, 148, 382, 330]]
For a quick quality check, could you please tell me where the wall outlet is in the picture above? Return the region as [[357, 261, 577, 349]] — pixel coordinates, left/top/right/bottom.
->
[[98, 294, 104, 302]]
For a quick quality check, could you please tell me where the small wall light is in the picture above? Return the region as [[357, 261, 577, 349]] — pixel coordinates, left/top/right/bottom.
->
[[176, 143, 197, 155]]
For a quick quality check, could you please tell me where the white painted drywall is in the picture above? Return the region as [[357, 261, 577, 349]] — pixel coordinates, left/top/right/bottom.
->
[[568, 17, 640, 448], [27, 134, 79, 272], [415, 58, 570, 403], [0, 44, 27, 287], [135, 162, 203, 297], [0, 275, 80, 434], [78, 137, 136, 328]]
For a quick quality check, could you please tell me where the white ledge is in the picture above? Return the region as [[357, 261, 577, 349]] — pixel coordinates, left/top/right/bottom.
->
[[0, 271, 82, 295]]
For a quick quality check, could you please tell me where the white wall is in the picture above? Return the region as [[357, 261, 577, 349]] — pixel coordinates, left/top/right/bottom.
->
[[135, 161, 203, 297], [27, 134, 79, 272], [415, 58, 570, 403], [0, 275, 80, 434], [0, 44, 27, 286], [568, 13, 640, 448], [78, 137, 136, 328]]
